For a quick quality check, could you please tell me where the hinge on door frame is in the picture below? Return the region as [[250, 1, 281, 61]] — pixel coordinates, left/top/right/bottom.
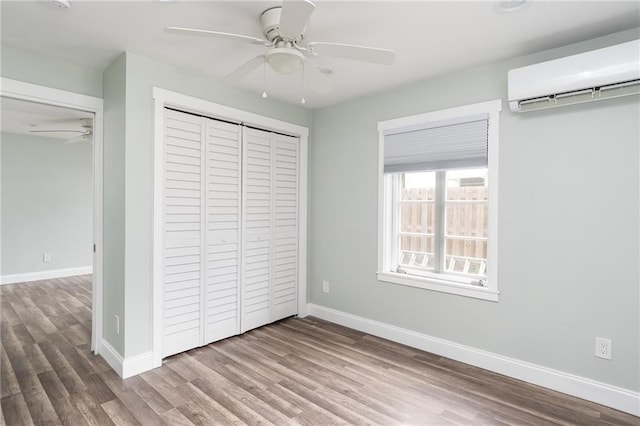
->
[[93, 244, 96, 253]]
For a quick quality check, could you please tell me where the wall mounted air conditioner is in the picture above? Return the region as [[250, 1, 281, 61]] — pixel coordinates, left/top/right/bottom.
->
[[508, 39, 640, 112]]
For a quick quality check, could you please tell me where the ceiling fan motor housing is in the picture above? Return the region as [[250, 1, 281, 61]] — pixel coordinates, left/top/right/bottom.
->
[[260, 7, 305, 43]]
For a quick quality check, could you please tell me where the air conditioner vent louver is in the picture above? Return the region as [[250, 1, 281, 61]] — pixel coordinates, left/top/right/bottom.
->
[[508, 40, 640, 113], [515, 79, 640, 112]]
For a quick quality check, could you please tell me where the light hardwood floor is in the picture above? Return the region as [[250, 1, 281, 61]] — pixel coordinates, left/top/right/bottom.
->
[[1, 275, 638, 425]]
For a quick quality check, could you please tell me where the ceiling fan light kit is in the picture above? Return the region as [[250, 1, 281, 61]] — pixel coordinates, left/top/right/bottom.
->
[[265, 46, 304, 75], [164, 0, 396, 98]]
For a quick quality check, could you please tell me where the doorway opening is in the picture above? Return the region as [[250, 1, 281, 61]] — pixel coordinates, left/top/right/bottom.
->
[[1, 78, 103, 354]]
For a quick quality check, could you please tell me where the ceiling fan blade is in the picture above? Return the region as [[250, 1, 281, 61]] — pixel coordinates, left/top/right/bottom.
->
[[279, 0, 316, 37], [165, 27, 266, 45], [304, 60, 332, 94], [221, 56, 265, 84], [30, 129, 87, 133], [308, 42, 396, 65]]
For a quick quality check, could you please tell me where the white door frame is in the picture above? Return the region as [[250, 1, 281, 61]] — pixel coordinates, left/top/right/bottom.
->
[[152, 87, 308, 368], [1, 78, 104, 353]]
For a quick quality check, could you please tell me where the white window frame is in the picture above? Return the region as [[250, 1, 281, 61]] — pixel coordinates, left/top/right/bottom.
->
[[377, 99, 501, 302]]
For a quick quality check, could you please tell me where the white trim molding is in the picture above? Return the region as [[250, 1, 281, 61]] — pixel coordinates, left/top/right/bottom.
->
[[307, 303, 640, 416], [122, 351, 155, 379], [98, 339, 124, 378], [1, 266, 93, 285], [98, 339, 155, 379]]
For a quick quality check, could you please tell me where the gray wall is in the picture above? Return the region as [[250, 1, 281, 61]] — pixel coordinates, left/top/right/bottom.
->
[[102, 54, 127, 354], [1, 133, 92, 276], [1, 45, 103, 98], [309, 28, 640, 391]]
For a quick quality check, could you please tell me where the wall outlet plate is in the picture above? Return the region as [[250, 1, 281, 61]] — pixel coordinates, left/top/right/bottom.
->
[[322, 280, 330, 294], [43, 252, 52, 262], [595, 337, 612, 360]]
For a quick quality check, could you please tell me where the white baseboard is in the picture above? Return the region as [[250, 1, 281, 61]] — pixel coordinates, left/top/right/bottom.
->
[[98, 339, 155, 379], [307, 303, 640, 417], [98, 338, 124, 378], [1, 266, 93, 285], [122, 351, 154, 379]]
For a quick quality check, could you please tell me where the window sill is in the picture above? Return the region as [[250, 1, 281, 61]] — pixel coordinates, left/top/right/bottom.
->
[[377, 271, 499, 302]]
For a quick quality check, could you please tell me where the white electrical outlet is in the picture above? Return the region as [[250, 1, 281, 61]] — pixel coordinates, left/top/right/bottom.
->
[[43, 252, 52, 262], [595, 337, 612, 360], [322, 280, 330, 294], [115, 315, 120, 335]]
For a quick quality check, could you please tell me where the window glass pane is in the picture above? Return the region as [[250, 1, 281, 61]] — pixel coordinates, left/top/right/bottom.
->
[[399, 236, 435, 269], [444, 246, 487, 277], [444, 168, 488, 277], [445, 238, 487, 263], [399, 171, 436, 235], [399, 202, 434, 235], [446, 168, 488, 200], [400, 172, 436, 201], [445, 168, 488, 239]]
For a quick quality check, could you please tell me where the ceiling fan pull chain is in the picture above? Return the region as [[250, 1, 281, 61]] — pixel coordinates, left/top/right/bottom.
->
[[300, 64, 306, 105], [262, 61, 268, 99]]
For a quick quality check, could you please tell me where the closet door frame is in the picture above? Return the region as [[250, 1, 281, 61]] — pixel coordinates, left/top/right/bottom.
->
[[151, 88, 308, 368]]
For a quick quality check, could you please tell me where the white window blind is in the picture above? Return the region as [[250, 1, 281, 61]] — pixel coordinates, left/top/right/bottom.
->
[[383, 113, 489, 173]]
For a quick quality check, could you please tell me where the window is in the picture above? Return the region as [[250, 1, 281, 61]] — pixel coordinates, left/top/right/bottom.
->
[[377, 100, 501, 301]]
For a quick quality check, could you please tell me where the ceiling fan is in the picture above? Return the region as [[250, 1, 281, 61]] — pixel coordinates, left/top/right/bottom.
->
[[29, 118, 93, 144], [165, 0, 396, 95]]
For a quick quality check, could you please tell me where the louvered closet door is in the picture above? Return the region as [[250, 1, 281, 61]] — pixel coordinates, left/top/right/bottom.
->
[[161, 110, 299, 356], [162, 109, 205, 358], [272, 134, 298, 321], [204, 119, 241, 343], [241, 128, 273, 332]]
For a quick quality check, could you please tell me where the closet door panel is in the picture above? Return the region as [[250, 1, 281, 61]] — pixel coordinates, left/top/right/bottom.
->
[[162, 109, 205, 358], [241, 128, 273, 332], [205, 119, 242, 344], [161, 110, 300, 356], [272, 135, 298, 321]]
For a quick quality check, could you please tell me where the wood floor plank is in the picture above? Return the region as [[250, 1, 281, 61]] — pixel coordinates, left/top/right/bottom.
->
[[38, 340, 87, 396], [38, 371, 87, 426], [69, 391, 116, 426], [160, 407, 196, 426], [1, 393, 35, 426], [3, 276, 640, 426], [99, 370, 165, 425], [139, 369, 189, 408], [101, 398, 142, 426], [1, 342, 21, 399], [174, 383, 243, 425], [1, 298, 22, 327], [216, 363, 303, 418], [124, 375, 174, 416], [22, 343, 53, 376], [190, 377, 277, 425], [267, 381, 349, 426]]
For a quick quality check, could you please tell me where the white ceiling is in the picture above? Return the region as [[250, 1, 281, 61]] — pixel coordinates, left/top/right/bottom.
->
[[1, 1, 639, 109]]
